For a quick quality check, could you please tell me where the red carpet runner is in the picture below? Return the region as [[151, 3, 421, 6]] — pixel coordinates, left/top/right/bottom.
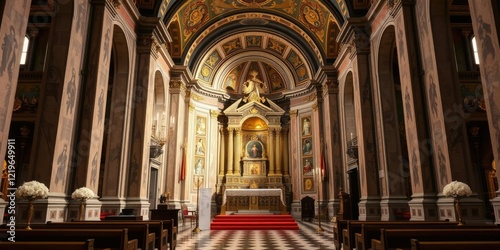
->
[[210, 214, 299, 230]]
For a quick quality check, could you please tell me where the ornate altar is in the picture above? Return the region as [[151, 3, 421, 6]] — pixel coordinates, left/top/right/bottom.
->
[[216, 84, 291, 214]]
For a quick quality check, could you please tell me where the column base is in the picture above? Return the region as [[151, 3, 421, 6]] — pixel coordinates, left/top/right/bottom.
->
[[380, 195, 410, 221], [17, 194, 67, 226], [100, 196, 127, 216], [291, 201, 301, 219], [0, 198, 7, 225], [358, 196, 381, 221], [408, 194, 438, 221], [490, 196, 500, 224], [328, 199, 340, 222], [125, 198, 151, 220], [67, 197, 102, 221], [436, 195, 486, 224]]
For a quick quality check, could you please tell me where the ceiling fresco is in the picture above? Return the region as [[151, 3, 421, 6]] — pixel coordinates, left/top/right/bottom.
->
[[170, 0, 337, 58], [132, 0, 372, 100], [194, 32, 310, 95]]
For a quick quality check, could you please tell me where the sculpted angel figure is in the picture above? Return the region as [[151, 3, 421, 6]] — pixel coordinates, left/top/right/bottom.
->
[[242, 69, 267, 103]]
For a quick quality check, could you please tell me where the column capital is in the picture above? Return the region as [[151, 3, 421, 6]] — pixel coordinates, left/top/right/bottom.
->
[[210, 110, 219, 118], [290, 110, 298, 118], [325, 79, 339, 95], [389, 0, 415, 17]]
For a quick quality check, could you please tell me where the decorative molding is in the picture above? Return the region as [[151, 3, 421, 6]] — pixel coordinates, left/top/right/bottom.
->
[[312, 103, 318, 112], [289, 110, 298, 118], [106, 0, 119, 18], [190, 92, 204, 101], [210, 110, 219, 118]]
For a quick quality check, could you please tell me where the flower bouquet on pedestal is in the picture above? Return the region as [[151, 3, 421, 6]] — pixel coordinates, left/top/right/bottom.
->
[[71, 187, 95, 221], [443, 180, 472, 226], [16, 180, 49, 230]]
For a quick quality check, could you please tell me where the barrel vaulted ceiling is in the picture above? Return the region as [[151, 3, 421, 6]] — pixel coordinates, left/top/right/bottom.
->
[[135, 0, 372, 99]]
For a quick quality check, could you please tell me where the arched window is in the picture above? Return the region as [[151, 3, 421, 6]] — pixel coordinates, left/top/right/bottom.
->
[[20, 36, 29, 65], [472, 36, 480, 65]]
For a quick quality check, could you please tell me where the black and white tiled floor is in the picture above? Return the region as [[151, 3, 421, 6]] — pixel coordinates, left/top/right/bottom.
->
[[176, 220, 336, 250]]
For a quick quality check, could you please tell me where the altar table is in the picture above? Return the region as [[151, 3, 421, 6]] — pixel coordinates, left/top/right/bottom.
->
[[221, 188, 287, 214]]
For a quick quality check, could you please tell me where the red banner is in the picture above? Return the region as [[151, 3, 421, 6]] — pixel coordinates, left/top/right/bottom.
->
[[179, 147, 186, 182]]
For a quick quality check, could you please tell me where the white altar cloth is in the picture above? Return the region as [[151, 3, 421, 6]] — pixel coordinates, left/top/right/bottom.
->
[[223, 188, 283, 205]]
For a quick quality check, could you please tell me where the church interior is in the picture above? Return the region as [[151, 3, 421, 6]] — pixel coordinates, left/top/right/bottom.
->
[[1, 0, 500, 249]]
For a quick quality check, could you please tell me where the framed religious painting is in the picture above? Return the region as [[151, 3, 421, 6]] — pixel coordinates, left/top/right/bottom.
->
[[303, 177, 314, 193], [302, 138, 312, 156], [193, 157, 205, 176], [195, 116, 206, 135], [301, 116, 312, 136]]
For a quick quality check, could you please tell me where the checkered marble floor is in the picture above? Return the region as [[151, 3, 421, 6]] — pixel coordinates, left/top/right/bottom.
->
[[175, 220, 336, 250]]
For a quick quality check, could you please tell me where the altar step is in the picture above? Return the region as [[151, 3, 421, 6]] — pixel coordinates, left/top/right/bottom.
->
[[210, 214, 299, 230], [231, 210, 275, 215]]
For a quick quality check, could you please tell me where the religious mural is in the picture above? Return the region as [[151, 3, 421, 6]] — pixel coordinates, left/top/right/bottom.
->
[[193, 115, 207, 191], [301, 115, 314, 192]]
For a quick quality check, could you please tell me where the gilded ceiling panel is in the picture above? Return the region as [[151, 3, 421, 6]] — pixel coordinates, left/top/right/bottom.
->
[[174, 0, 334, 56]]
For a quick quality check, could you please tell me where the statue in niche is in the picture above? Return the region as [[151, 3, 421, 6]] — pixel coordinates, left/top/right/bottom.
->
[[242, 69, 267, 103]]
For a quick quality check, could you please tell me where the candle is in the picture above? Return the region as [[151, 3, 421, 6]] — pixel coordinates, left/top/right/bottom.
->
[[350, 133, 353, 140]]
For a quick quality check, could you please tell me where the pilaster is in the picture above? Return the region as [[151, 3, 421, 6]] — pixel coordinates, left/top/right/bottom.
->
[[415, 0, 482, 222], [0, 0, 31, 222], [469, 0, 500, 224], [344, 19, 381, 220]]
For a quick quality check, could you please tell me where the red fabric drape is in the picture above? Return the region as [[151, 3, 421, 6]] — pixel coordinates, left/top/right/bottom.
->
[[179, 147, 186, 182]]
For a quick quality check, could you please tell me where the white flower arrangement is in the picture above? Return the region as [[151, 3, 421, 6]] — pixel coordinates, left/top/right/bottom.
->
[[71, 187, 95, 201], [443, 180, 472, 197], [16, 180, 49, 200]]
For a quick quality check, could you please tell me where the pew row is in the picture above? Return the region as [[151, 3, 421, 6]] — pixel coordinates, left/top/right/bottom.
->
[[0, 239, 97, 250], [2, 228, 137, 250], [68, 220, 169, 250], [410, 239, 500, 250], [342, 221, 457, 250], [353, 222, 473, 250], [46, 221, 155, 250], [371, 228, 500, 250]]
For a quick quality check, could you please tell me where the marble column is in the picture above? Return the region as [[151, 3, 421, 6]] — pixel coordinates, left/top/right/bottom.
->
[[127, 17, 168, 219], [320, 68, 343, 218], [275, 128, 282, 175], [469, 0, 500, 224], [227, 128, 234, 175], [0, 0, 31, 222], [282, 127, 290, 176], [165, 76, 188, 209], [344, 21, 381, 220], [289, 110, 301, 217], [73, 0, 117, 220], [234, 128, 241, 175], [268, 128, 276, 175], [27, 0, 91, 223], [415, 0, 483, 222], [218, 128, 226, 176], [391, 0, 437, 221]]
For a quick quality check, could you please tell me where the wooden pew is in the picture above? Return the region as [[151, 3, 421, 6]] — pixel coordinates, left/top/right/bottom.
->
[[354, 221, 460, 250], [46, 222, 155, 250], [149, 214, 178, 250], [5, 228, 137, 250], [73, 220, 169, 250], [0, 239, 96, 250], [372, 228, 500, 250], [333, 218, 348, 250], [342, 221, 457, 250], [411, 239, 500, 250]]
